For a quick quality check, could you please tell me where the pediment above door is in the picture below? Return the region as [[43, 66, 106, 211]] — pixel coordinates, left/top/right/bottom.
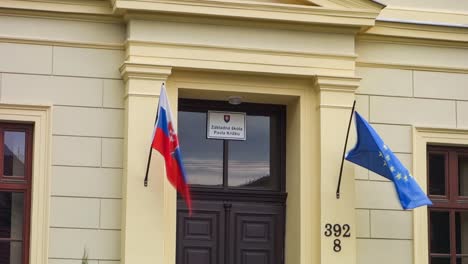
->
[[112, 0, 383, 29], [246, 0, 385, 10]]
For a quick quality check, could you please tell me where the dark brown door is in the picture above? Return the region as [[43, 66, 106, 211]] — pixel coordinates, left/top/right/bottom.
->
[[229, 202, 284, 264], [177, 99, 286, 264], [177, 199, 284, 264], [177, 200, 225, 264]]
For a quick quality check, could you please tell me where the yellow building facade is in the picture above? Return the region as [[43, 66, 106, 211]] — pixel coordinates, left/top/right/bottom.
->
[[0, 0, 467, 263]]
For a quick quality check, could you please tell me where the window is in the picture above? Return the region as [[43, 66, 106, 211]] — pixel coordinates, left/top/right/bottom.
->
[[428, 145, 468, 264], [0, 123, 33, 264], [178, 99, 285, 192]]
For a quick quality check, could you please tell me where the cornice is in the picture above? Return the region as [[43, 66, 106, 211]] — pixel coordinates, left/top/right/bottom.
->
[[378, 7, 468, 28], [357, 34, 468, 49], [124, 12, 360, 34], [0, 0, 116, 16], [114, 0, 379, 28], [0, 7, 122, 23], [308, 0, 384, 10], [362, 21, 468, 43]]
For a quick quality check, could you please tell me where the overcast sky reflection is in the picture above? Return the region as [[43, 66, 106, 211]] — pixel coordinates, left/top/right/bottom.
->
[[179, 111, 271, 188]]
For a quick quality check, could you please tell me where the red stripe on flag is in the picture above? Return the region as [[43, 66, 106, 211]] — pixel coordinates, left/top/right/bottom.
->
[[152, 128, 192, 214]]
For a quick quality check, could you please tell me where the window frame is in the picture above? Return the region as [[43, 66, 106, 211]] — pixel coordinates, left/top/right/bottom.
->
[[178, 98, 287, 201], [427, 146, 468, 264], [0, 104, 52, 264], [413, 127, 468, 264], [0, 123, 33, 264]]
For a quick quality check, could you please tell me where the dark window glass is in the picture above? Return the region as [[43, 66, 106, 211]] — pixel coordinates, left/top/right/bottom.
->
[[429, 153, 446, 196], [3, 131, 26, 177], [228, 115, 274, 189], [429, 147, 468, 264], [178, 111, 223, 186], [459, 156, 468, 196], [430, 211, 450, 254], [431, 257, 450, 264], [0, 192, 24, 240], [455, 211, 468, 254], [0, 241, 22, 264]]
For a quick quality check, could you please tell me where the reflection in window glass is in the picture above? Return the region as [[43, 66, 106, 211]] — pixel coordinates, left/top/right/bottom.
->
[[456, 211, 468, 255], [3, 131, 26, 177], [178, 111, 223, 186], [431, 211, 450, 254], [228, 116, 275, 189], [429, 153, 446, 196], [459, 156, 468, 196], [0, 241, 22, 264], [0, 192, 24, 240]]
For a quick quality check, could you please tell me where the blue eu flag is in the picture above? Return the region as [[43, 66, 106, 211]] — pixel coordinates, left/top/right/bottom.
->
[[345, 111, 432, 209]]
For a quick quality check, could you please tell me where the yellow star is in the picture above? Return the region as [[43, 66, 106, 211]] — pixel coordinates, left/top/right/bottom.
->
[[390, 166, 395, 172], [404, 176, 408, 182], [383, 145, 388, 150], [379, 152, 383, 157], [385, 155, 391, 161], [396, 173, 402, 180], [383, 161, 387, 167]]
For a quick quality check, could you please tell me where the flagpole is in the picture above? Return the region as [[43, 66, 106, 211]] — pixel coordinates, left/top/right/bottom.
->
[[336, 100, 356, 199], [144, 83, 164, 187]]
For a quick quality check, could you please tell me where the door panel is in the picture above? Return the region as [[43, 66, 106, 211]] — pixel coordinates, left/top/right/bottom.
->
[[177, 200, 284, 264], [230, 202, 284, 264], [177, 200, 224, 264]]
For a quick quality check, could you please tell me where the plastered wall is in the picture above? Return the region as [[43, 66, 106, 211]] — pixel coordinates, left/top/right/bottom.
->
[[354, 36, 468, 264], [0, 13, 125, 264]]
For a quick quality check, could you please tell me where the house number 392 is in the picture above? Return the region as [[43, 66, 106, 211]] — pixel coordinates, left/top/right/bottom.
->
[[324, 223, 351, 252]]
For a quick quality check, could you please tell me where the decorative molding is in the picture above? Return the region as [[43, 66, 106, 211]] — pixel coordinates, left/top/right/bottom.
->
[[314, 75, 361, 92], [414, 126, 468, 138], [378, 7, 468, 29], [356, 61, 468, 75], [127, 40, 358, 61], [125, 41, 356, 77], [307, 0, 384, 10], [314, 75, 360, 109], [359, 27, 468, 48], [124, 12, 360, 34], [114, 0, 379, 27], [120, 62, 172, 81], [0, 37, 124, 50], [0, 0, 116, 16], [120, 62, 172, 98], [0, 7, 122, 24]]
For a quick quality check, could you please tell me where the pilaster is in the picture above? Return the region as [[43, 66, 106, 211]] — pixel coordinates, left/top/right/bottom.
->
[[119, 62, 176, 264], [314, 75, 360, 264]]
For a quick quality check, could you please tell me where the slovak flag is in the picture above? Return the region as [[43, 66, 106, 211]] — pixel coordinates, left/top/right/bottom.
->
[[151, 84, 192, 215]]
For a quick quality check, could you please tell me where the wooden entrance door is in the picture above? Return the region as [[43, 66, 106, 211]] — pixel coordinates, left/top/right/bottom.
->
[[176, 198, 284, 264], [176, 99, 286, 264]]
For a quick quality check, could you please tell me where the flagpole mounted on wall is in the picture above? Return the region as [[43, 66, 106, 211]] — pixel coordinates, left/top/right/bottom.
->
[[143, 82, 164, 187], [336, 100, 356, 199]]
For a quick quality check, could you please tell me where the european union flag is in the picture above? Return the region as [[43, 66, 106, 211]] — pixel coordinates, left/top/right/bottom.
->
[[345, 111, 432, 209]]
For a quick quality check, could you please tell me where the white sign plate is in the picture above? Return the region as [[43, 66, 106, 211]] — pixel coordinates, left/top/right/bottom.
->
[[207, 111, 246, 140]]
